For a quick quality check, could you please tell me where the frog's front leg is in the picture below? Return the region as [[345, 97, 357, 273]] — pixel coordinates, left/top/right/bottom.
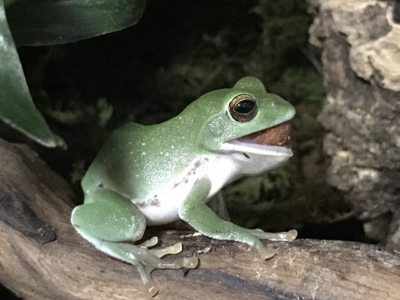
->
[[179, 178, 297, 260], [71, 188, 198, 296]]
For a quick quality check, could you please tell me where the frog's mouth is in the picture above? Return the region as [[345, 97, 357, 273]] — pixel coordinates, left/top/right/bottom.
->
[[223, 121, 292, 156], [238, 121, 291, 147]]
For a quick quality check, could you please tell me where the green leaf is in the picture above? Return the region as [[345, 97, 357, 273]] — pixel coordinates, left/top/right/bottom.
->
[[5, 0, 147, 46], [0, 0, 63, 147]]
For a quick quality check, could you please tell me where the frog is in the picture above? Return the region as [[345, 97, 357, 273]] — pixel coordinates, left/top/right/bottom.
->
[[71, 77, 297, 296]]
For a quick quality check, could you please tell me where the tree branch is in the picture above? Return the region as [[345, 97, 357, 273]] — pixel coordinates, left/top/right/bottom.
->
[[0, 137, 399, 300]]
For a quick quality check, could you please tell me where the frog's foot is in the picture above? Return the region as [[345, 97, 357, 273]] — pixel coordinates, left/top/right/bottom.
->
[[120, 242, 198, 297], [236, 228, 297, 260], [136, 238, 198, 297], [140, 257, 199, 297], [149, 241, 200, 268], [74, 229, 198, 297], [248, 229, 297, 260], [139, 236, 198, 268], [140, 236, 183, 258], [250, 229, 297, 242]]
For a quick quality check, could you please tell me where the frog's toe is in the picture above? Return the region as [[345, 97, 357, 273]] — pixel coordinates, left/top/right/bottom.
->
[[139, 236, 159, 248], [286, 229, 297, 242], [257, 246, 277, 260], [250, 228, 298, 242], [181, 256, 199, 268], [137, 264, 159, 297], [149, 242, 183, 258], [144, 280, 159, 297]]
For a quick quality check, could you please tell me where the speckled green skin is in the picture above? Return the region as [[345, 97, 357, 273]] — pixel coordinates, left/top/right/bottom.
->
[[82, 77, 294, 200], [71, 77, 297, 296]]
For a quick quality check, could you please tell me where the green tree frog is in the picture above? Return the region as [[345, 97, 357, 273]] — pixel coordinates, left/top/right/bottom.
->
[[71, 77, 297, 296]]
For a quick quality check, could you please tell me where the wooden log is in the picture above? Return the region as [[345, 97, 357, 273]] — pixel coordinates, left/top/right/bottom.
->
[[0, 138, 400, 300]]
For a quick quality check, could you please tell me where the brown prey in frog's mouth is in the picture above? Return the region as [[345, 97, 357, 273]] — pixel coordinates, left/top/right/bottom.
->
[[237, 121, 291, 147], [223, 121, 292, 157]]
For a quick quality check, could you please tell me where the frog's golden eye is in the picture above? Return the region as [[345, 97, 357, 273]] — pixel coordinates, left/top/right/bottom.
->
[[229, 94, 258, 122]]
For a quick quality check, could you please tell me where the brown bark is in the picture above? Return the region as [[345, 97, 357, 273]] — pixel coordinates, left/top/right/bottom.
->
[[1, 137, 400, 300]]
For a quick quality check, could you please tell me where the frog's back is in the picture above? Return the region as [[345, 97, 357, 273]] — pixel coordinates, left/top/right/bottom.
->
[[82, 121, 196, 202]]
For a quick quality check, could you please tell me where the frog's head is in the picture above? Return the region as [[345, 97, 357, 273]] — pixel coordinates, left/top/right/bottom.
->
[[187, 77, 295, 162]]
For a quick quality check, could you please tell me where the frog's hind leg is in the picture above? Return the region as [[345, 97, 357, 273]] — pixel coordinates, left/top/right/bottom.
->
[[71, 188, 198, 296]]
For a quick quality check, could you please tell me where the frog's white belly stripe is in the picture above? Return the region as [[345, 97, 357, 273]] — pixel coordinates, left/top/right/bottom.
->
[[134, 148, 289, 226], [135, 154, 237, 226]]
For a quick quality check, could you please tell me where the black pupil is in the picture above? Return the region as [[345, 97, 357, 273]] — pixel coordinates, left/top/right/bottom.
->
[[235, 100, 255, 114]]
